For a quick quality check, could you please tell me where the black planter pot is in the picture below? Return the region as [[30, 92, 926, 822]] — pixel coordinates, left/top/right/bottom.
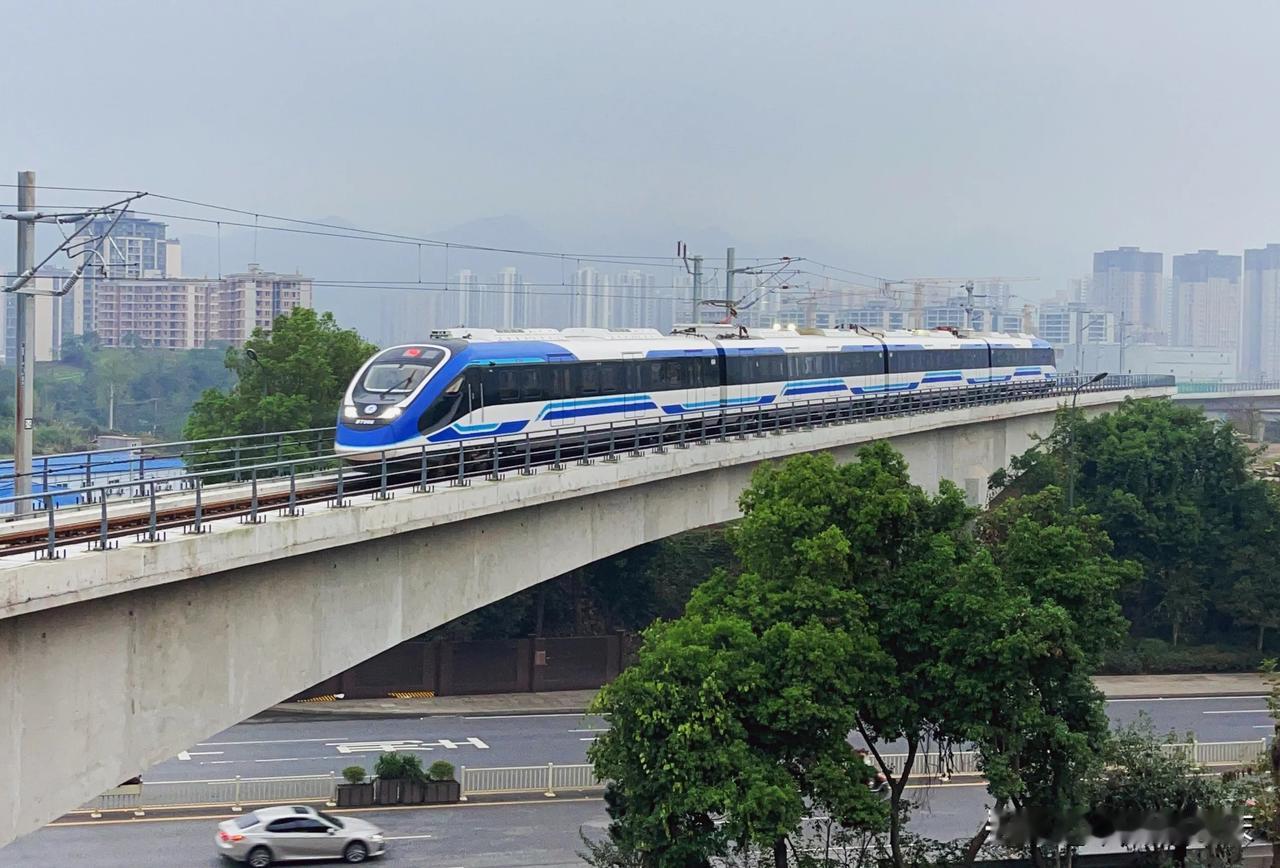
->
[[423, 780, 461, 804], [335, 782, 374, 807], [373, 778, 404, 805], [372, 778, 460, 805]]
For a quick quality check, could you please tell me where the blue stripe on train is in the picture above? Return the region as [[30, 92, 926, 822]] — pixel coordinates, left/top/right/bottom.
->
[[541, 400, 659, 422], [662, 395, 776, 413], [852, 382, 919, 394], [427, 420, 530, 443]]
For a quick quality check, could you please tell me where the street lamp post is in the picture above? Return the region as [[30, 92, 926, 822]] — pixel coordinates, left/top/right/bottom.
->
[[1067, 372, 1108, 509]]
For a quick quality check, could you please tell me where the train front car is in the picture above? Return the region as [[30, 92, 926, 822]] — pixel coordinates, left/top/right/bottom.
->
[[335, 332, 588, 462], [335, 341, 462, 462]]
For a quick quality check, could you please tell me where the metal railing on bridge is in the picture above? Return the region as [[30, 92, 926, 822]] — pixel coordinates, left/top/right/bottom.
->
[[75, 738, 1264, 816], [1, 374, 1174, 560], [1176, 380, 1280, 395]]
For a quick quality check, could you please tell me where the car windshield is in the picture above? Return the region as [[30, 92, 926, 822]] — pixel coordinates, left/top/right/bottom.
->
[[317, 811, 344, 829], [234, 812, 260, 829], [357, 347, 446, 396]]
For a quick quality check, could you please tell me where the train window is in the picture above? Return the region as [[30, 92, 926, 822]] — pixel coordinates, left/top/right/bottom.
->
[[838, 350, 884, 377], [549, 365, 573, 400], [519, 367, 545, 401], [600, 363, 625, 395], [578, 363, 601, 396], [1034, 348, 1056, 367], [495, 369, 520, 404]]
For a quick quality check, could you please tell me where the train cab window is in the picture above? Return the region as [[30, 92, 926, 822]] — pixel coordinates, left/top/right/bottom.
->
[[355, 347, 446, 401]]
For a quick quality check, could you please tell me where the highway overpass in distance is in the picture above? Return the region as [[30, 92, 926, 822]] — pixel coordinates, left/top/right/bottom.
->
[[0, 378, 1172, 848]]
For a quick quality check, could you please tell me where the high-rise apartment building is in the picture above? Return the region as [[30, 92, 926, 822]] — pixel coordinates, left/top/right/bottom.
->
[[1091, 247, 1164, 344], [614, 269, 659, 328], [210, 265, 312, 346], [91, 278, 219, 349], [89, 265, 312, 349], [71, 216, 181, 337], [1241, 243, 1280, 379], [450, 269, 483, 326], [1169, 250, 1241, 350], [491, 267, 527, 328], [1, 268, 72, 363], [572, 267, 610, 327]]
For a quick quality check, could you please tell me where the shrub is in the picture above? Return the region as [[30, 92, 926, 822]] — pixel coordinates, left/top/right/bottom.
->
[[375, 751, 426, 782], [427, 760, 455, 782], [1099, 638, 1264, 674], [342, 766, 366, 785]]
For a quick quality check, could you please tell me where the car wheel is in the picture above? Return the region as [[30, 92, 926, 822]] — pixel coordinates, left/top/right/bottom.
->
[[343, 841, 369, 863], [246, 846, 273, 868]]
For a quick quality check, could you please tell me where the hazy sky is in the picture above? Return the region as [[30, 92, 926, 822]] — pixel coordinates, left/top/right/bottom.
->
[[5, 0, 1280, 299]]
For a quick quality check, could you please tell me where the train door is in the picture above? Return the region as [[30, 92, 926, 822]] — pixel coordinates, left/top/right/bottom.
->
[[622, 353, 644, 419], [726, 349, 753, 413], [549, 355, 575, 428]]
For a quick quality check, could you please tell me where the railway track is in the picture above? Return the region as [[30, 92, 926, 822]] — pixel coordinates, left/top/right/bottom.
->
[[0, 378, 1170, 560]]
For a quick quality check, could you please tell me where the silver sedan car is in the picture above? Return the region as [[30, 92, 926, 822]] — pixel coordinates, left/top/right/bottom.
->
[[215, 804, 386, 865]]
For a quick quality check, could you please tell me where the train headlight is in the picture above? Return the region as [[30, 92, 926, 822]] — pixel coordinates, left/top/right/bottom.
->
[[342, 405, 358, 420], [378, 406, 403, 420]]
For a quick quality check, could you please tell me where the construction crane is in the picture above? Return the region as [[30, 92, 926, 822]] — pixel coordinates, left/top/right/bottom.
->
[[896, 276, 1038, 330]]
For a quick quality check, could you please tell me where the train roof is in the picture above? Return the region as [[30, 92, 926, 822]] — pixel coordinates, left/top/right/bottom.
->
[[418, 325, 1047, 362]]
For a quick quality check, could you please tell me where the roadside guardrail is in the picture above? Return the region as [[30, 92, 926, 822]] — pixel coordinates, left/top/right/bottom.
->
[[77, 739, 1267, 816]]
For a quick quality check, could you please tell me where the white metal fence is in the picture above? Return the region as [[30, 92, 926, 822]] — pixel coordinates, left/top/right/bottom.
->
[[876, 739, 1267, 778], [80, 774, 339, 816], [76, 740, 1266, 815], [456, 763, 603, 797]]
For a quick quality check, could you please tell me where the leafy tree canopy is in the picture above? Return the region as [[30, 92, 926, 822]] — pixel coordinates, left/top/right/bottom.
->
[[183, 308, 376, 440], [994, 397, 1279, 646]]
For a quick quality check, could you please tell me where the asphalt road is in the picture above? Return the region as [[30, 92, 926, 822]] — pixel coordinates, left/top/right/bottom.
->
[[141, 696, 1272, 784], [143, 712, 611, 782], [2, 696, 1270, 866], [4, 782, 999, 867]]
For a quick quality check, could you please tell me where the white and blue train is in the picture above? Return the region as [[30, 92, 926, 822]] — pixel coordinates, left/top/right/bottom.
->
[[334, 325, 1056, 460]]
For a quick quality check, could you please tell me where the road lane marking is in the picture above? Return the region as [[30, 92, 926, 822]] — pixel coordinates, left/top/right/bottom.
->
[[177, 751, 190, 761], [327, 738, 489, 754], [177, 751, 223, 760], [463, 713, 601, 720], [570, 728, 609, 733], [1202, 709, 1270, 714], [385, 834, 434, 840], [580, 737, 598, 742], [197, 737, 354, 746]]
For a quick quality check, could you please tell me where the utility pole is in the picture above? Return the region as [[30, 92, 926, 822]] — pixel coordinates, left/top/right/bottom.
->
[[3, 178, 145, 519], [725, 247, 735, 308], [691, 255, 703, 324], [14, 172, 35, 517]]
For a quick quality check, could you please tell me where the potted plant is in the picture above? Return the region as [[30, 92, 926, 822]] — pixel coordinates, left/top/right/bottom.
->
[[424, 760, 461, 804], [373, 752, 428, 805], [335, 765, 374, 807]]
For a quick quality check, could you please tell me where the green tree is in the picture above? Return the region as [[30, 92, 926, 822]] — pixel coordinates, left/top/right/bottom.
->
[[966, 488, 1138, 865], [1088, 716, 1250, 868], [184, 308, 375, 440], [994, 399, 1262, 646]]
